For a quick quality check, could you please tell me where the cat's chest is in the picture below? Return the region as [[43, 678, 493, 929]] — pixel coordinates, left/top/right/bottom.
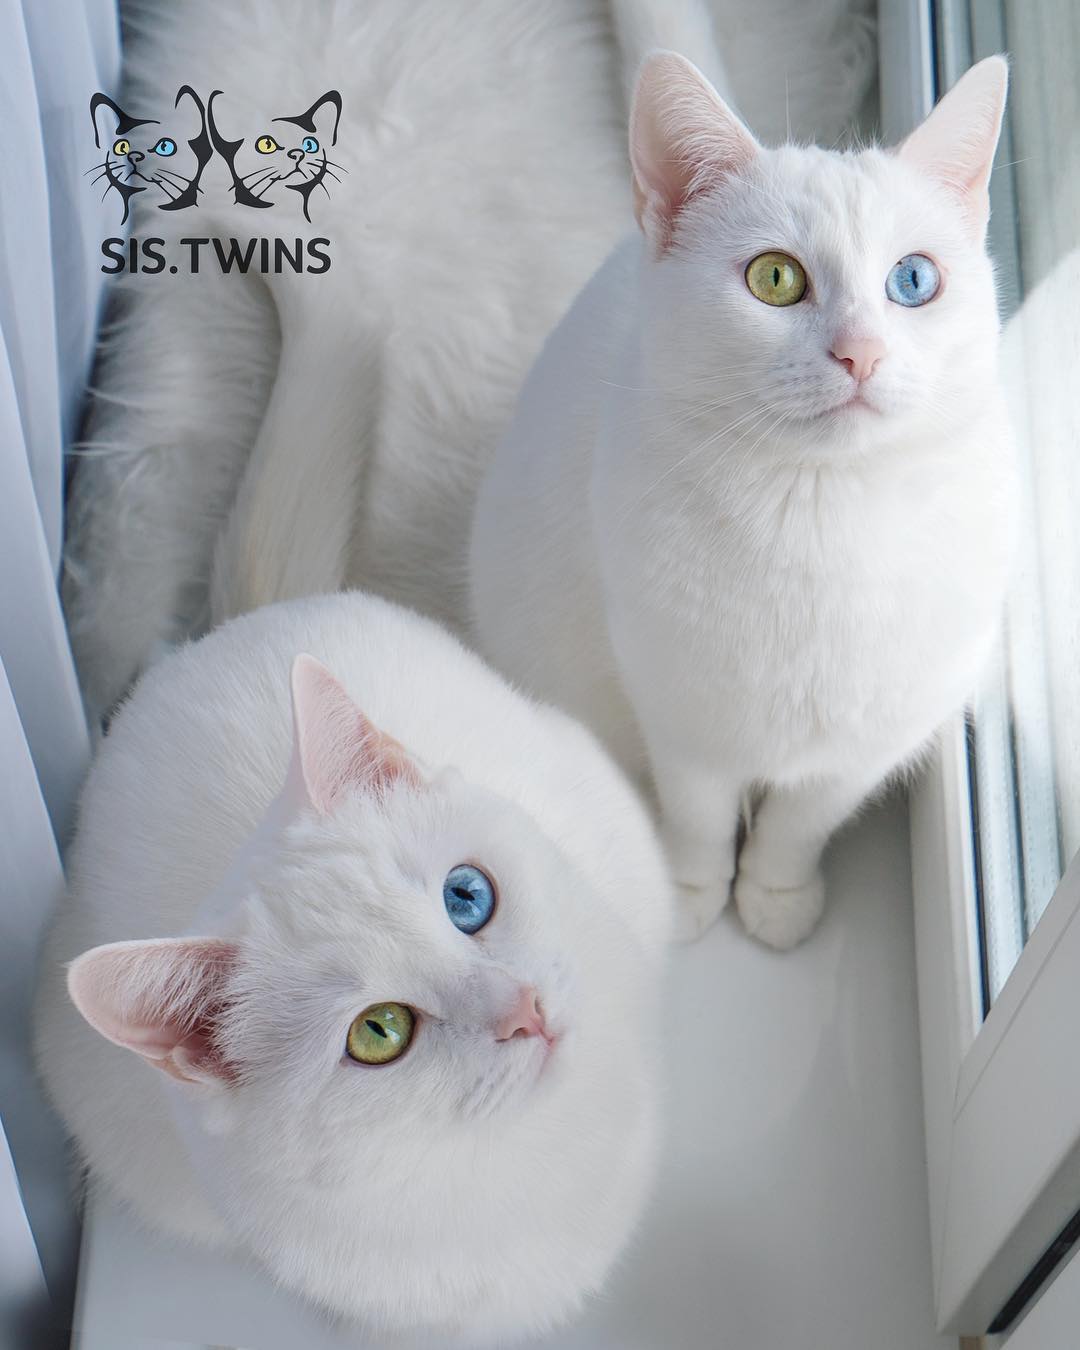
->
[[602, 450, 1010, 737]]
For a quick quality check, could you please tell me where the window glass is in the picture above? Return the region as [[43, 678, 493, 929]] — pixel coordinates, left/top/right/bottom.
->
[[944, 1, 1080, 1005]]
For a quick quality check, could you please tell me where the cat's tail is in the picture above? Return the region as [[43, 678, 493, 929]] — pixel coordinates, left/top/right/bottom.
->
[[208, 284, 373, 626], [608, 0, 732, 105]]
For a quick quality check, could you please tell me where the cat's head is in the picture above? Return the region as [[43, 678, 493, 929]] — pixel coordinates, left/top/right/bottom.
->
[[629, 53, 1008, 458], [89, 88, 213, 224], [207, 89, 344, 221], [66, 655, 655, 1337]]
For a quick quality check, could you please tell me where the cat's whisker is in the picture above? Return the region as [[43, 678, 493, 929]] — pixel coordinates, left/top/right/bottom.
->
[[153, 167, 191, 190], [83, 161, 110, 177], [734, 411, 812, 488], [322, 159, 349, 175], [243, 170, 281, 198], [629, 386, 783, 421], [619, 402, 779, 522], [624, 388, 786, 436], [598, 367, 776, 396], [239, 165, 280, 182], [598, 373, 742, 393], [241, 165, 278, 187], [609, 393, 787, 436], [676, 405, 787, 512]]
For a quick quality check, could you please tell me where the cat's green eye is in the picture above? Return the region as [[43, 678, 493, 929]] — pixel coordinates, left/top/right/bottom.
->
[[745, 252, 808, 307], [346, 1002, 415, 1065], [112, 138, 131, 156], [255, 134, 280, 154]]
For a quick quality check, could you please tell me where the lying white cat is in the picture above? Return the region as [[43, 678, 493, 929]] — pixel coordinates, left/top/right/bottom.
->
[[471, 53, 1015, 949], [62, 0, 876, 730], [34, 592, 671, 1339]]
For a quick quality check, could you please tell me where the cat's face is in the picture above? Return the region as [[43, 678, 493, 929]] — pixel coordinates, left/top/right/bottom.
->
[[207, 90, 343, 221], [231, 773, 583, 1129], [631, 55, 1007, 461], [68, 657, 654, 1335], [90, 89, 212, 224]]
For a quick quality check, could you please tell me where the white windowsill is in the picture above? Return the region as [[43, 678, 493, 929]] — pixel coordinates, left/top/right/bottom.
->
[[70, 800, 950, 1350]]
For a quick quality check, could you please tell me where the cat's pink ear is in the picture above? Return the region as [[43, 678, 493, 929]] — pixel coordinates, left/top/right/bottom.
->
[[67, 938, 238, 1087], [630, 51, 758, 255], [286, 654, 422, 815], [899, 56, 1008, 237]]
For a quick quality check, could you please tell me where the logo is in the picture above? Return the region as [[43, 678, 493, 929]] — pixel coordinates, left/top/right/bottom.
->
[[207, 90, 342, 222], [89, 86, 345, 274], [89, 89, 213, 224]]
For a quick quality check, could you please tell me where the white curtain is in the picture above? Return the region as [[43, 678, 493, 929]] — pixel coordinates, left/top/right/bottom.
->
[[0, 0, 120, 1342]]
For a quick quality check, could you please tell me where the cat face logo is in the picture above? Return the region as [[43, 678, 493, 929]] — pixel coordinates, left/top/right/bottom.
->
[[89, 89, 213, 224], [89, 88, 344, 222], [207, 90, 344, 222]]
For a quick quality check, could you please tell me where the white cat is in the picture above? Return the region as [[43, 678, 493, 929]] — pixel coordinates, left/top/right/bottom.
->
[[62, 0, 875, 728], [471, 53, 1016, 949], [34, 591, 672, 1339]]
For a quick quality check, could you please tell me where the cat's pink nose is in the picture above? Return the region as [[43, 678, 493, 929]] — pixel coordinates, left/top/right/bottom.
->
[[495, 987, 551, 1044], [830, 336, 886, 383]]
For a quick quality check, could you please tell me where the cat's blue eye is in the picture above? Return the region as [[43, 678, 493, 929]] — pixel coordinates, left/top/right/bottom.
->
[[302, 136, 319, 154], [885, 254, 941, 307], [443, 864, 496, 935], [152, 137, 177, 157]]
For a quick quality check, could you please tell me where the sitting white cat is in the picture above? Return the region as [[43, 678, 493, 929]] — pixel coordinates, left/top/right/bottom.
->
[[35, 592, 671, 1340], [471, 53, 1015, 949]]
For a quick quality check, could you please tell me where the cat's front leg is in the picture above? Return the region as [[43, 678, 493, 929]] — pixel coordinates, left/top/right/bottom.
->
[[735, 766, 892, 950], [649, 755, 742, 943]]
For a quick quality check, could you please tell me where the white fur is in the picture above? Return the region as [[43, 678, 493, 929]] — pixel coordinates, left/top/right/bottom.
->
[[471, 56, 1016, 949], [62, 0, 876, 726], [35, 592, 672, 1340]]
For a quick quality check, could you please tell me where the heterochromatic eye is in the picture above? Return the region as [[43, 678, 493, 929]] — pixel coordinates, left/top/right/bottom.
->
[[443, 864, 497, 935], [151, 137, 177, 157], [886, 254, 941, 307], [346, 1002, 415, 1065], [301, 136, 319, 154], [112, 138, 131, 156], [256, 135, 280, 154], [745, 252, 808, 307]]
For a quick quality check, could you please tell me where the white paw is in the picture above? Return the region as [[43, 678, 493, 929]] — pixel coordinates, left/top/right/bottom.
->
[[734, 869, 826, 951], [671, 878, 732, 944]]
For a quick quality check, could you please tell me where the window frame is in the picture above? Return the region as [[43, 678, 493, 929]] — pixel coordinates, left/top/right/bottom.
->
[[884, 1, 1080, 1333], [914, 720, 1080, 1334]]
